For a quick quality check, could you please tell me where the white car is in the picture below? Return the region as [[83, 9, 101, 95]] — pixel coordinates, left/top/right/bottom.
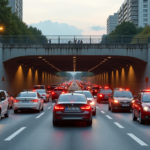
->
[[0, 90, 9, 120], [13, 91, 44, 113], [74, 91, 96, 116]]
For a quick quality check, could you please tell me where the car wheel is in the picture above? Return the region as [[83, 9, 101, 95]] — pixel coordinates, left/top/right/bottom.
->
[[93, 109, 96, 116], [14, 109, 18, 114], [53, 118, 58, 126], [111, 104, 115, 112], [11, 103, 13, 109], [139, 111, 144, 124], [108, 103, 111, 110], [41, 105, 44, 111], [0, 110, 1, 120], [37, 106, 41, 113], [132, 110, 137, 121], [87, 119, 92, 126], [4, 107, 9, 118]]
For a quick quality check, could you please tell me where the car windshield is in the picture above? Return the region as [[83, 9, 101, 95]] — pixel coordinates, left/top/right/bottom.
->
[[36, 90, 46, 93], [114, 91, 133, 98], [143, 94, 150, 102], [17, 93, 36, 97], [33, 86, 44, 89], [74, 91, 93, 98], [59, 94, 86, 102], [100, 90, 112, 93]]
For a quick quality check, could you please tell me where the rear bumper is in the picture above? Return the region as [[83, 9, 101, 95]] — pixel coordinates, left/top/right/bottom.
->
[[97, 98, 109, 101], [14, 103, 39, 110], [112, 103, 132, 110], [53, 111, 92, 121]]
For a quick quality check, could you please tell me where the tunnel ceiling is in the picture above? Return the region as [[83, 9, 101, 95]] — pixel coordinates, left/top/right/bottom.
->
[[6, 56, 146, 75]]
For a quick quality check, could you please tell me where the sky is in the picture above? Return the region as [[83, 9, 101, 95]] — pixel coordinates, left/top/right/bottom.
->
[[24, 0, 124, 35]]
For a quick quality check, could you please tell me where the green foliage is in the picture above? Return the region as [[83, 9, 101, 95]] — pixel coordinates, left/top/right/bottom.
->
[[74, 72, 94, 79]]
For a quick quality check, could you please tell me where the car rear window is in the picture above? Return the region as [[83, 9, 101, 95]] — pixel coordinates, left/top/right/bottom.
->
[[17, 93, 36, 97], [36, 90, 46, 93], [54, 89, 64, 91], [33, 86, 44, 89], [74, 91, 93, 98], [93, 87, 99, 90], [100, 90, 112, 93], [59, 95, 86, 102], [114, 91, 133, 98], [143, 94, 150, 102]]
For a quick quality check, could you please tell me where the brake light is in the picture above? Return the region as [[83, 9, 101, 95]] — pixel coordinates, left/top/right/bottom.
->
[[52, 91, 55, 95], [95, 90, 97, 92], [31, 99, 38, 103], [14, 99, 20, 103], [126, 89, 129, 91], [54, 105, 65, 110], [104, 86, 109, 89], [80, 105, 91, 110], [61, 91, 65, 94], [32, 90, 36, 92], [99, 94, 103, 97]]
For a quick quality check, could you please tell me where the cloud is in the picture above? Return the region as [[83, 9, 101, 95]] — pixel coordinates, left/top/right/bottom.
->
[[91, 26, 105, 31], [30, 20, 83, 35]]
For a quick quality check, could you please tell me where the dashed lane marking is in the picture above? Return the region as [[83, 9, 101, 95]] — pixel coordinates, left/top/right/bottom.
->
[[96, 107, 99, 109], [48, 107, 51, 109], [5, 127, 26, 141], [35, 112, 45, 119], [101, 111, 105, 114], [106, 115, 113, 119], [127, 133, 148, 146], [114, 122, 124, 128]]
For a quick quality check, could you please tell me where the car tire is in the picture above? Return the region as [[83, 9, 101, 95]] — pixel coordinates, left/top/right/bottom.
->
[[10, 103, 13, 109], [108, 103, 111, 110], [37, 106, 41, 113], [4, 107, 9, 118], [139, 111, 144, 124], [0, 110, 1, 120], [111, 104, 115, 112], [41, 105, 44, 111], [14, 109, 18, 114], [53, 119, 58, 126], [93, 109, 96, 116], [132, 110, 137, 121], [87, 119, 92, 126]]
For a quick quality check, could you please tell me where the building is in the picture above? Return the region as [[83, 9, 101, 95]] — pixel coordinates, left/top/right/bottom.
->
[[8, 0, 23, 20], [117, 0, 150, 27], [107, 13, 118, 34]]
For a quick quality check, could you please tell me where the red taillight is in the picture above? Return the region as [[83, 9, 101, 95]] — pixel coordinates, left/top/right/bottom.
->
[[81, 105, 91, 110], [54, 105, 65, 110], [95, 90, 97, 92], [14, 99, 20, 103], [61, 91, 65, 94], [31, 99, 38, 103], [32, 90, 36, 92], [99, 94, 103, 97], [52, 92, 55, 95]]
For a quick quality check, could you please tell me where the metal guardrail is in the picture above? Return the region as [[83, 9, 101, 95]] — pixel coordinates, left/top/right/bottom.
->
[[0, 35, 150, 44]]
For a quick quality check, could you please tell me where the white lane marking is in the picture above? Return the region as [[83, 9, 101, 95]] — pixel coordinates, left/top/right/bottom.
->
[[52, 103, 55, 105], [106, 115, 113, 119], [48, 107, 51, 109], [127, 133, 148, 146], [114, 122, 124, 128], [5, 127, 26, 141], [35, 112, 45, 118], [101, 111, 105, 114], [96, 107, 99, 109]]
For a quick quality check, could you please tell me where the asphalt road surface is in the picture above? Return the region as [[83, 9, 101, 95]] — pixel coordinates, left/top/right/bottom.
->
[[0, 83, 150, 150]]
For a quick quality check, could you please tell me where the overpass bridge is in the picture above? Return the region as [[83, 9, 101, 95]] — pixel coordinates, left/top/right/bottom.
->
[[0, 35, 150, 95]]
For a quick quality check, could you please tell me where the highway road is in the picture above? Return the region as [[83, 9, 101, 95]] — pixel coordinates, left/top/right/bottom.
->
[[0, 83, 150, 150]]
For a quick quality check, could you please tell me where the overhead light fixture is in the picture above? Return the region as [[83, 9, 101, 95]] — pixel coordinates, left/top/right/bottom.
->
[[43, 59, 45, 60], [108, 57, 111, 58], [39, 56, 42, 58], [105, 59, 107, 61]]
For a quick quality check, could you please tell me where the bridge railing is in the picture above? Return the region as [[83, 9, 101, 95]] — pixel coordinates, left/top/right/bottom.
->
[[0, 35, 150, 44]]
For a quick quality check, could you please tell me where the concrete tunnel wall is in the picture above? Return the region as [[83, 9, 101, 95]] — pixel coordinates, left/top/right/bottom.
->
[[0, 44, 64, 96], [85, 62, 147, 95]]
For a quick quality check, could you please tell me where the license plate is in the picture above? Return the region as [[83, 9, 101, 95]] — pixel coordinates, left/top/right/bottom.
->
[[122, 104, 129, 106], [21, 101, 29, 103], [66, 107, 79, 111]]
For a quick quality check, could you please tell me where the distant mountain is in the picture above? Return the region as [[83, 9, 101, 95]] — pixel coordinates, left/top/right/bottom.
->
[[30, 20, 83, 35]]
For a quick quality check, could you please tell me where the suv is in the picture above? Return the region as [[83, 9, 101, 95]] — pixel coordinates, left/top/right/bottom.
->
[[108, 88, 133, 112], [0, 90, 9, 120], [132, 89, 150, 124]]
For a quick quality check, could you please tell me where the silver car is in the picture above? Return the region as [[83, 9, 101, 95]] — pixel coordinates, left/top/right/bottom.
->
[[35, 89, 51, 103], [74, 91, 96, 116], [13, 92, 44, 113]]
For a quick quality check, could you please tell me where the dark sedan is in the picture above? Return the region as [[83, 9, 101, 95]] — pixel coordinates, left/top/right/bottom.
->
[[53, 93, 92, 126]]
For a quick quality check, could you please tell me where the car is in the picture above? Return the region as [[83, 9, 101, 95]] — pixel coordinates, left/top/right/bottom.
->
[[33, 85, 45, 89], [132, 89, 150, 124], [35, 89, 51, 103], [0, 90, 9, 120], [97, 87, 112, 103], [47, 85, 57, 94], [4, 91, 14, 109], [53, 93, 92, 126], [13, 91, 44, 113], [91, 86, 99, 96], [108, 88, 133, 112], [52, 88, 67, 100], [74, 90, 96, 116]]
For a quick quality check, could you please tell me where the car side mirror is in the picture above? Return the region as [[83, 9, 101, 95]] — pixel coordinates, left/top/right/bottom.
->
[[1, 97, 5, 101], [134, 95, 137, 99]]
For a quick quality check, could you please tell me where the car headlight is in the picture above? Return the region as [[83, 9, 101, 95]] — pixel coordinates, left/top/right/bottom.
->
[[90, 101, 95, 105], [143, 107, 150, 111], [114, 99, 119, 103], [132, 100, 135, 103]]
